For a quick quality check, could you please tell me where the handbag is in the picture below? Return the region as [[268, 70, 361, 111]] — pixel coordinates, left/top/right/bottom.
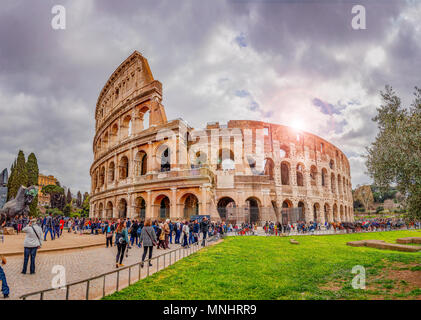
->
[[31, 226, 42, 248], [144, 228, 157, 246]]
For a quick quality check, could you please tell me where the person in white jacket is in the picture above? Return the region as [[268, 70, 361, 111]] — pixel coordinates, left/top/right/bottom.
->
[[182, 221, 190, 248], [21, 218, 43, 275]]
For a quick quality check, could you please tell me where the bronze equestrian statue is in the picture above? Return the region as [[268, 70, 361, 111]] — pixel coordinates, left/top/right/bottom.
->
[[0, 185, 37, 227]]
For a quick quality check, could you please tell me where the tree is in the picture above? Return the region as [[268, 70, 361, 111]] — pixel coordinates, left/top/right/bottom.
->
[[7, 161, 16, 200], [353, 185, 374, 212], [83, 192, 89, 203], [15, 150, 28, 191], [76, 191, 82, 208], [26, 153, 39, 216], [81, 195, 90, 217], [366, 85, 421, 220], [66, 188, 72, 204], [63, 203, 72, 217], [43, 184, 65, 211]]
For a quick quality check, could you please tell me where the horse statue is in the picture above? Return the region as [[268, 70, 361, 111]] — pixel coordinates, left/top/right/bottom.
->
[[0, 185, 37, 227]]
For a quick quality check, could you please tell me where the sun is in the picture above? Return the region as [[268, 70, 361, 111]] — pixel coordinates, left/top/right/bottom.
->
[[291, 119, 304, 131]]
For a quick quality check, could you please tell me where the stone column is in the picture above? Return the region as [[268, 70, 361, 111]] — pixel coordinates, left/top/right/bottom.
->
[[170, 187, 177, 219], [146, 190, 152, 219], [147, 141, 154, 174], [200, 185, 207, 215]]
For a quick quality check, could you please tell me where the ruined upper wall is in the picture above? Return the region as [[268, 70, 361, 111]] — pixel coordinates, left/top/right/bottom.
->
[[95, 51, 157, 124]]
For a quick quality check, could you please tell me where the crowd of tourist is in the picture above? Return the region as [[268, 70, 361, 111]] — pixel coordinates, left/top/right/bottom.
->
[[260, 218, 421, 235]]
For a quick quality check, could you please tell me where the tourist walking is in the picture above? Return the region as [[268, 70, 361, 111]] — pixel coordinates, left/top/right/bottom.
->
[[115, 221, 128, 268], [139, 219, 157, 268], [43, 213, 54, 241], [182, 220, 190, 248], [105, 221, 114, 248], [200, 217, 209, 247], [0, 255, 9, 298], [21, 218, 43, 274]]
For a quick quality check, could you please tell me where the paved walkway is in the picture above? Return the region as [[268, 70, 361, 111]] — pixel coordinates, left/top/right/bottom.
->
[[0, 232, 105, 256], [0, 231, 220, 300]]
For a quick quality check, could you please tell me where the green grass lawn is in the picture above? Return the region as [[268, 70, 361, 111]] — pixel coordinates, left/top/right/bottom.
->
[[104, 230, 421, 300]]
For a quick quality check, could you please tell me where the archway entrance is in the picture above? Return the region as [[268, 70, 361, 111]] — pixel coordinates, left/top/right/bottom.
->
[[106, 202, 113, 219], [183, 194, 199, 219], [159, 196, 170, 219], [135, 197, 146, 220], [118, 199, 127, 219], [217, 197, 235, 221], [313, 203, 320, 222], [246, 197, 260, 224]]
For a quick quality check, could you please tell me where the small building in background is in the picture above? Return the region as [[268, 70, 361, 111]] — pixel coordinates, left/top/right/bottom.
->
[[38, 174, 58, 207]]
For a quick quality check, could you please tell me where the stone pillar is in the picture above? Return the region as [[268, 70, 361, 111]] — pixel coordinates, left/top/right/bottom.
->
[[147, 141, 154, 174], [171, 187, 177, 219], [200, 185, 207, 215]]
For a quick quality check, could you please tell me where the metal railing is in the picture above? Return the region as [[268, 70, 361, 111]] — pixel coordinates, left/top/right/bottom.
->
[[20, 235, 218, 300]]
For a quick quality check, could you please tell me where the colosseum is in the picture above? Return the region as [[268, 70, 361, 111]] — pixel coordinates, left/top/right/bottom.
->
[[90, 51, 354, 224]]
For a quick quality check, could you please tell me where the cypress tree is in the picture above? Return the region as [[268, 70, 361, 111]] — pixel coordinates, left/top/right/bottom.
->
[[15, 150, 28, 191], [26, 152, 39, 216], [7, 161, 16, 200], [66, 188, 72, 204], [77, 191, 82, 208]]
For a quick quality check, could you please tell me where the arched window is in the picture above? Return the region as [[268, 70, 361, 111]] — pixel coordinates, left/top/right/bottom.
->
[[135, 151, 147, 176], [321, 168, 327, 187], [331, 173, 336, 193], [329, 159, 334, 170], [122, 115, 132, 137], [108, 162, 115, 182], [296, 164, 304, 186], [111, 123, 118, 145], [281, 162, 290, 185], [310, 165, 317, 186], [99, 167, 105, 187], [217, 149, 235, 170], [264, 158, 275, 180], [161, 148, 171, 172], [119, 156, 129, 179]]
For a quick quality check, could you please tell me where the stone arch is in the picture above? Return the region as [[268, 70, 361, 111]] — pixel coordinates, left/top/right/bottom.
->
[[340, 204, 344, 221], [98, 202, 104, 218], [313, 203, 321, 222], [136, 105, 151, 131], [92, 170, 98, 190], [135, 150, 148, 176], [102, 132, 109, 151], [296, 163, 305, 186], [298, 201, 305, 219], [154, 194, 170, 220], [180, 193, 199, 219], [281, 161, 290, 185], [264, 158, 275, 180], [157, 144, 171, 172], [110, 123, 119, 145], [217, 197, 236, 221], [217, 148, 235, 170], [279, 144, 290, 158], [121, 114, 132, 137], [99, 166, 105, 187], [106, 201, 113, 218], [246, 197, 261, 224], [134, 196, 146, 220], [118, 198, 128, 219], [333, 203, 338, 221], [321, 168, 327, 187], [191, 150, 207, 167], [324, 203, 331, 222], [329, 159, 335, 170], [331, 173, 336, 193], [310, 165, 317, 186], [337, 174, 342, 194], [108, 161, 115, 182], [119, 156, 129, 180]]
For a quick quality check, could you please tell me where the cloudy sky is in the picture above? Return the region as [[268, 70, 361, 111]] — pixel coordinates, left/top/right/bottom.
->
[[0, 0, 420, 194]]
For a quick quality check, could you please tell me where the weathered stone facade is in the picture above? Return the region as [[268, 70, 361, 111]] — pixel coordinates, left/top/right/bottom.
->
[[90, 51, 354, 224]]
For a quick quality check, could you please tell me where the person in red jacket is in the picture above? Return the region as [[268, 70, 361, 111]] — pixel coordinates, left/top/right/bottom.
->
[[59, 218, 64, 236]]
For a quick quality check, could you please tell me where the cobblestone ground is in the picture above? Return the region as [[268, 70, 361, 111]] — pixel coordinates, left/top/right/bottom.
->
[[2, 240, 198, 300]]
